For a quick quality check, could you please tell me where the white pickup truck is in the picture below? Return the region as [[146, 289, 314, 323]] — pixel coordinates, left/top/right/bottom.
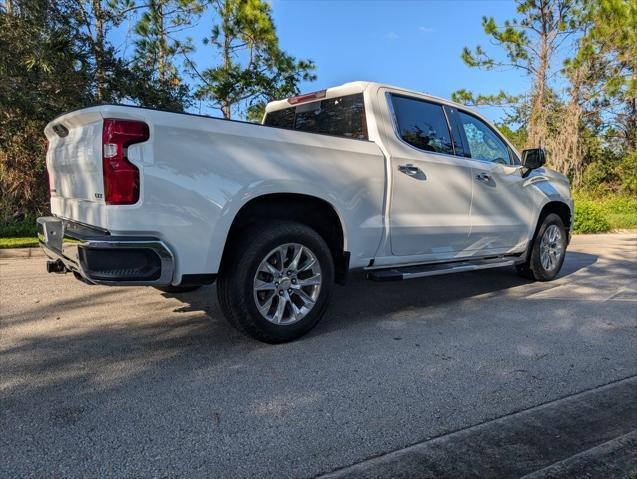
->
[[38, 81, 573, 342]]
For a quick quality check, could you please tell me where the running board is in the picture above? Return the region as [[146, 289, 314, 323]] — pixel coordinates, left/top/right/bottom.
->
[[366, 257, 521, 282]]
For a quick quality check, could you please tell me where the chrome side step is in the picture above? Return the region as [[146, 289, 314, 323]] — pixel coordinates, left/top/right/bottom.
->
[[366, 257, 522, 282]]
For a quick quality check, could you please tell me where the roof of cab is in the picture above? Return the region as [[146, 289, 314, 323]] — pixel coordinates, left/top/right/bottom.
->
[[264, 81, 467, 113]]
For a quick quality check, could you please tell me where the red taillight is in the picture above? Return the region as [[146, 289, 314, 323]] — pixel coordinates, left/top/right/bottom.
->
[[46, 139, 52, 198], [102, 119, 149, 205], [287, 90, 327, 105]]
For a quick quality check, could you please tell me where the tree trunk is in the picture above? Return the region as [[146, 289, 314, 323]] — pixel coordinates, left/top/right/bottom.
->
[[222, 101, 231, 119], [627, 97, 637, 153], [549, 64, 585, 181], [92, 0, 105, 102], [157, 0, 166, 87], [526, 0, 553, 149], [221, 0, 232, 119]]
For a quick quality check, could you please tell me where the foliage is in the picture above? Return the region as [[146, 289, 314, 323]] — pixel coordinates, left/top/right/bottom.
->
[[572, 191, 637, 232], [0, 0, 94, 217], [0, 214, 38, 248], [457, 0, 579, 150], [454, 0, 636, 196], [451, 89, 520, 108], [496, 123, 528, 151], [616, 151, 637, 195], [572, 199, 611, 233], [0, 215, 38, 237], [579, 150, 636, 196], [133, 0, 204, 110], [0, 0, 316, 221], [195, 0, 315, 119], [603, 196, 637, 229]]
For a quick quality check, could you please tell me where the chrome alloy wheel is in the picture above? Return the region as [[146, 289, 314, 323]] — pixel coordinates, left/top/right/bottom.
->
[[253, 243, 322, 325], [539, 224, 564, 272]]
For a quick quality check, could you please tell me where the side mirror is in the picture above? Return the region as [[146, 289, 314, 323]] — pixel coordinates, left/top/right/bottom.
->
[[521, 148, 546, 170]]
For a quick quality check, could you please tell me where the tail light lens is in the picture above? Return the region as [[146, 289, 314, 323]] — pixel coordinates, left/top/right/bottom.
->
[[102, 119, 149, 205]]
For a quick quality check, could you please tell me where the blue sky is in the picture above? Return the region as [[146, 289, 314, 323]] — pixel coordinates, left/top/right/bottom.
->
[[115, 0, 533, 122]]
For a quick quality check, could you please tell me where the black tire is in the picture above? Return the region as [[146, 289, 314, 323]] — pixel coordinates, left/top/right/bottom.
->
[[216, 221, 334, 343], [155, 285, 202, 293], [516, 213, 567, 281]]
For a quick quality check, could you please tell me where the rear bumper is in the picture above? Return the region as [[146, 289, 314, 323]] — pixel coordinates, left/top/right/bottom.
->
[[37, 216, 174, 286]]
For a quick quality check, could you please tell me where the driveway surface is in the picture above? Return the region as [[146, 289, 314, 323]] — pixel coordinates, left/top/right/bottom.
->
[[1, 233, 636, 477]]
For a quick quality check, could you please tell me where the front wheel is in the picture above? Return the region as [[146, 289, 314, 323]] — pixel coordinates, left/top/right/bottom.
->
[[216, 221, 334, 343], [517, 213, 567, 281]]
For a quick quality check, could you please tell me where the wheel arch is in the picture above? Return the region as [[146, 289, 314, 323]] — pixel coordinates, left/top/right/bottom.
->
[[219, 193, 350, 284], [533, 200, 572, 244], [540, 201, 571, 229]]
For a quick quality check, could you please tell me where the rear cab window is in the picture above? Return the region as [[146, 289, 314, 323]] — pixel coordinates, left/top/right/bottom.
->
[[263, 93, 368, 140], [389, 94, 455, 155]]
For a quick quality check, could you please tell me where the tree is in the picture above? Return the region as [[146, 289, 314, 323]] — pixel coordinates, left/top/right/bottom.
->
[[576, 0, 636, 153], [195, 0, 315, 119], [1, 0, 94, 216], [456, 0, 578, 149], [133, 0, 204, 110], [546, 0, 636, 184]]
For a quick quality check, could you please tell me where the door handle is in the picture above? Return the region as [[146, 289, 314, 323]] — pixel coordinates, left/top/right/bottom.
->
[[399, 163, 424, 177], [475, 172, 492, 183]]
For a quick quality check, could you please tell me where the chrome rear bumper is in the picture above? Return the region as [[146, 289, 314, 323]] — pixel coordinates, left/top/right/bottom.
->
[[37, 216, 174, 286]]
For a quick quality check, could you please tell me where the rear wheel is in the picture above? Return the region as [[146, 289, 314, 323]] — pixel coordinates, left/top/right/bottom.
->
[[217, 221, 334, 343], [516, 213, 567, 281]]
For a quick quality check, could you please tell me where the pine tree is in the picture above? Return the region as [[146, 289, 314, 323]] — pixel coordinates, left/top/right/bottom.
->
[[455, 0, 578, 149], [133, 0, 204, 110], [576, 0, 636, 153], [195, 0, 315, 119], [73, 0, 138, 102]]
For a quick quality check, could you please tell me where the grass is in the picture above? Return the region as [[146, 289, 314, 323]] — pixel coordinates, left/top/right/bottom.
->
[[0, 236, 38, 249], [573, 193, 637, 233], [603, 197, 637, 230], [0, 216, 39, 249]]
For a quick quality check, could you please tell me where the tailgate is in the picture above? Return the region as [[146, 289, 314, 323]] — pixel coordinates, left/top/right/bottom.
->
[[45, 109, 105, 206]]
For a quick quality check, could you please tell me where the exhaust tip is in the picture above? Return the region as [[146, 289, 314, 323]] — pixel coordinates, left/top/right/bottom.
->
[[46, 260, 66, 274]]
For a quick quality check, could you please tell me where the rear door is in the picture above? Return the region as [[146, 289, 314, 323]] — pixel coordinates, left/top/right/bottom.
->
[[452, 110, 532, 251], [383, 92, 473, 256]]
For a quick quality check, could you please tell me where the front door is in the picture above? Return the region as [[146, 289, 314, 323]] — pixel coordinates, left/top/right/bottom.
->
[[454, 110, 532, 251], [385, 93, 473, 256]]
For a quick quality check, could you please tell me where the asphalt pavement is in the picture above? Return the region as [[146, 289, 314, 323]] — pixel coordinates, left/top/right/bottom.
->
[[1, 233, 636, 478]]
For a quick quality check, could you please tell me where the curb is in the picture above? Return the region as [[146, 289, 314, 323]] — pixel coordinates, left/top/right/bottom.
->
[[319, 376, 637, 479], [0, 247, 45, 259], [521, 430, 637, 479]]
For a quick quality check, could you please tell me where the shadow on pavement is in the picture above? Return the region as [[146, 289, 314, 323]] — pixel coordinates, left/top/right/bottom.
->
[[1, 251, 600, 409], [164, 250, 598, 334]]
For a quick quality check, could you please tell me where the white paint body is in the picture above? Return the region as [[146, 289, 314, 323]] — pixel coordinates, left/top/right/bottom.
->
[[44, 81, 573, 284]]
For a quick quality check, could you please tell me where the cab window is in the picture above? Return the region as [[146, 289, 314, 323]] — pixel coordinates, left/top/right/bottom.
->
[[458, 112, 511, 165], [263, 93, 368, 140], [390, 95, 454, 155]]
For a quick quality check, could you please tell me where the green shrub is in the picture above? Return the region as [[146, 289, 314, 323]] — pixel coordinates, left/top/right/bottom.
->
[[0, 216, 38, 238], [573, 200, 611, 233], [616, 151, 637, 196], [603, 195, 637, 229], [580, 161, 614, 196]]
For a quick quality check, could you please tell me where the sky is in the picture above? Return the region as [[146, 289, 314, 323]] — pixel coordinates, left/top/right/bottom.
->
[[114, 0, 536, 123]]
